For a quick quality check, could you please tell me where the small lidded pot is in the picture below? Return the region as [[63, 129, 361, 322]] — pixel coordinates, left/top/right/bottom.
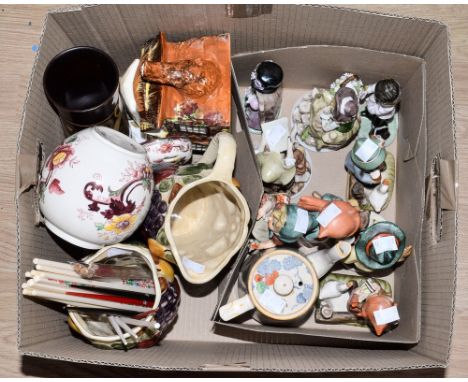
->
[[219, 249, 319, 323]]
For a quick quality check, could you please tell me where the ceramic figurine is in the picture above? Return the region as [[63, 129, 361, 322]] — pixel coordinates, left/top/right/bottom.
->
[[298, 195, 363, 240], [348, 150, 395, 213], [144, 137, 192, 165], [289, 144, 312, 199], [132, 33, 231, 152], [347, 277, 399, 336], [292, 73, 363, 152], [146, 132, 251, 285], [219, 246, 351, 323], [315, 273, 393, 327], [250, 193, 365, 250], [244, 61, 283, 134], [38, 127, 154, 250], [256, 151, 296, 187], [66, 244, 181, 350], [344, 221, 412, 272], [360, 79, 401, 146], [345, 137, 387, 187], [255, 118, 312, 199]]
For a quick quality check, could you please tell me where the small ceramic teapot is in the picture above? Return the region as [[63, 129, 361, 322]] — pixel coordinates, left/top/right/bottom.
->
[[38, 127, 154, 249], [150, 132, 250, 284], [219, 245, 351, 323], [67, 243, 180, 350]]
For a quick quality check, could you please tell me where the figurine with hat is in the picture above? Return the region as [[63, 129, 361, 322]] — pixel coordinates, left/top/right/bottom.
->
[[345, 136, 396, 213], [343, 221, 413, 273], [244, 60, 284, 134], [359, 79, 401, 147]]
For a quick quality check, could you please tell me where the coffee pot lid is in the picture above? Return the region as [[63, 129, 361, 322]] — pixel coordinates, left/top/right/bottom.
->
[[248, 249, 318, 321]]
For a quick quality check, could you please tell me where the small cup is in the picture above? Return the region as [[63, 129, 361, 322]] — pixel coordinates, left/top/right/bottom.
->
[[43, 46, 126, 136]]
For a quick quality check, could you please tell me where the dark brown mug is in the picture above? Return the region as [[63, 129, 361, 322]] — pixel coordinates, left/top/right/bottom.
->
[[43, 46, 127, 136]]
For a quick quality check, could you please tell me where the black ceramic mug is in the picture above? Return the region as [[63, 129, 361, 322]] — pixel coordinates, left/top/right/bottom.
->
[[43, 46, 127, 136]]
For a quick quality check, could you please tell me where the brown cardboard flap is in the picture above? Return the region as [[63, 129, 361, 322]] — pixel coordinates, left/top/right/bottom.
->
[[16, 141, 43, 196], [425, 156, 457, 242], [440, 158, 457, 211]]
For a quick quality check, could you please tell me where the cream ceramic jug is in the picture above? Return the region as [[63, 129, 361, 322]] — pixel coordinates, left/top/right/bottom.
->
[[163, 132, 250, 284]]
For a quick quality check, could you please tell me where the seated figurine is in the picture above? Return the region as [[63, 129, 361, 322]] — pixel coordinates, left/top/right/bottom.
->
[[292, 73, 363, 152]]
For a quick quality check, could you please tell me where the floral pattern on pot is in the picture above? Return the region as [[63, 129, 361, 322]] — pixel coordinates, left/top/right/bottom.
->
[[39, 127, 154, 249], [251, 252, 316, 318], [79, 161, 152, 241], [39, 142, 80, 199]]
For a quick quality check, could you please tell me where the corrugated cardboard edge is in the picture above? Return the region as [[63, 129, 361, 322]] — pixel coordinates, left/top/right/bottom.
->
[[441, 24, 458, 369], [15, 10, 50, 353], [19, 350, 445, 373]]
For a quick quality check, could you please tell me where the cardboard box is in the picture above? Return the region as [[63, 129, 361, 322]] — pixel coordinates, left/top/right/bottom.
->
[[16, 5, 457, 373]]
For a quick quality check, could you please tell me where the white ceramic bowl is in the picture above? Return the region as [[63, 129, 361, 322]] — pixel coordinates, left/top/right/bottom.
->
[[38, 127, 154, 249]]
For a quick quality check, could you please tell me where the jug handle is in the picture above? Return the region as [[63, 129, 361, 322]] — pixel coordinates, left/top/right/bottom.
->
[[219, 294, 255, 321], [199, 132, 236, 183]]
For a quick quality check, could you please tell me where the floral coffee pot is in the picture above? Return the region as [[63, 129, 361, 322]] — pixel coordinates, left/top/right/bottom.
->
[[219, 245, 351, 323], [148, 132, 250, 284], [38, 127, 154, 249]]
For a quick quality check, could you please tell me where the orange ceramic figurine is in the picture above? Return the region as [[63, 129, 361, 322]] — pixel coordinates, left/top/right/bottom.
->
[[347, 278, 399, 336], [298, 195, 362, 239]]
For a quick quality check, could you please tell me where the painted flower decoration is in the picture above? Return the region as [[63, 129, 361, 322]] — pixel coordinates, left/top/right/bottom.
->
[[282, 255, 304, 271], [48, 178, 64, 195], [264, 270, 279, 286], [104, 214, 137, 235], [296, 284, 314, 304], [47, 144, 74, 171], [256, 258, 281, 276]]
